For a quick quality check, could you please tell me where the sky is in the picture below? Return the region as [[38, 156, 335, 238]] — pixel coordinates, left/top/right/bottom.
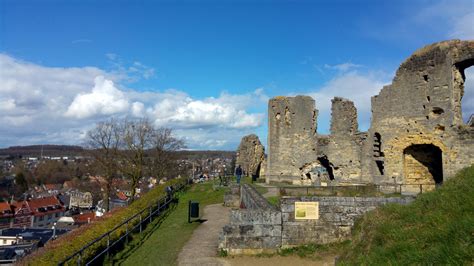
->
[[0, 0, 473, 150]]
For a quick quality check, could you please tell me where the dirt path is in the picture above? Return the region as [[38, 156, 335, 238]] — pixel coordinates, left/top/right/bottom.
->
[[177, 204, 231, 266]]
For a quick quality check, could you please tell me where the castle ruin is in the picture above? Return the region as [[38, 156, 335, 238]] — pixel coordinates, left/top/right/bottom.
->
[[262, 40, 474, 191]]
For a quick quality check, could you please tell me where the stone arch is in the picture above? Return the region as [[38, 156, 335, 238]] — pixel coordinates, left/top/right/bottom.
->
[[383, 132, 450, 185], [403, 144, 443, 193], [299, 156, 335, 184]]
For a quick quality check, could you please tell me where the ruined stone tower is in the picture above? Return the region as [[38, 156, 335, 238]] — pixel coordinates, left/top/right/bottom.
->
[[326, 97, 365, 182], [364, 40, 474, 191], [264, 40, 473, 189], [267, 96, 318, 182]]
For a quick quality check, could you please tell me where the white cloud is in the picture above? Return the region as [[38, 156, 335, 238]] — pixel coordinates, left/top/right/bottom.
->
[[146, 90, 265, 129], [131, 102, 145, 117], [462, 67, 474, 122], [0, 53, 264, 149], [65, 76, 130, 119], [450, 12, 474, 39], [306, 70, 391, 133], [0, 99, 16, 111], [324, 63, 362, 72]]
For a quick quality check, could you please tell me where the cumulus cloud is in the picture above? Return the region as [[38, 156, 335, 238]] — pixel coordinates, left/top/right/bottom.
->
[[306, 69, 391, 133], [0, 53, 264, 149], [65, 76, 130, 119], [143, 90, 265, 129], [414, 0, 474, 39]]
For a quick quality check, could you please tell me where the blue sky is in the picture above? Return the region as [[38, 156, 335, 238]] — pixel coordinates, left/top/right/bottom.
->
[[0, 0, 473, 150]]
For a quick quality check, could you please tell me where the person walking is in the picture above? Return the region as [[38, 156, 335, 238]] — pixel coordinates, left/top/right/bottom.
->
[[235, 165, 243, 184]]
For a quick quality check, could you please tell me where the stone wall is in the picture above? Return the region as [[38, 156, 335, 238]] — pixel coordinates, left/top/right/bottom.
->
[[280, 196, 414, 247], [240, 184, 277, 210], [366, 40, 474, 186], [236, 134, 265, 177], [326, 98, 364, 182], [267, 96, 318, 182], [219, 185, 281, 254], [264, 40, 474, 189], [220, 187, 414, 253]]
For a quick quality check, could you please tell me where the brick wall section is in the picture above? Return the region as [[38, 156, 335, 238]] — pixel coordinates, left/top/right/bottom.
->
[[280, 196, 414, 247]]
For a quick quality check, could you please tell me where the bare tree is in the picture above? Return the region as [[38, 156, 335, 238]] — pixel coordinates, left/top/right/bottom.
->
[[150, 127, 186, 180], [85, 119, 120, 212], [119, 118, 154, 201]]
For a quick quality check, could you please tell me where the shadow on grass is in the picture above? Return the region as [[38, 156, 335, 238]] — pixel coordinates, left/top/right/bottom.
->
[[106, 201, 179, 265]]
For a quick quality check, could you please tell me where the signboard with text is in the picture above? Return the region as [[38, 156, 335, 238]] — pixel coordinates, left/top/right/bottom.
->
[[295, 201, 319, 220]]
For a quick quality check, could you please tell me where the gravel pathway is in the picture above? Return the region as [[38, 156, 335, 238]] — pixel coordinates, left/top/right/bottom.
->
[[177, 204, 231, 266]]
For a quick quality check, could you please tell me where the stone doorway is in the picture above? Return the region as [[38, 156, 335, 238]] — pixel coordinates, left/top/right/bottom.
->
[[403, 144, 443, 193]]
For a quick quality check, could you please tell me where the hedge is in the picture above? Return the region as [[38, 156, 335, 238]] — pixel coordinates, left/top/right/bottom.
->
[[20, 178, 187, 266]]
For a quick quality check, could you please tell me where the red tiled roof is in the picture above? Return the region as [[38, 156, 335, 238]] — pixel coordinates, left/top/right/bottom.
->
[[0, 202, 12, 214], [117, 191, 128, 201], [44, 183, 62, 190], [24, 196, 64, 216], [73, 212, 96, 224]]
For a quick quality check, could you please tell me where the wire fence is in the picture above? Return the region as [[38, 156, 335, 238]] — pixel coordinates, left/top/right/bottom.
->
[[57, 181, 187, 266]]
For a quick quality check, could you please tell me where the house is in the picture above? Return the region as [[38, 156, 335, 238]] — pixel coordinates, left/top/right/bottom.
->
[[69, 191, 93, 209], [0, 196, 65, 228], [72, 212, 96, 225], [27, 196, 65, 228], [0, 202, 13, 229]]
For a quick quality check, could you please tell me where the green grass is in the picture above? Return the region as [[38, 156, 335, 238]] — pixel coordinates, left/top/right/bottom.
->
[[278, 241, 351, 260], [339, 165, 474, 265], [266, 196, 280, 207], [252, 184, 269, 195], [111, 181, 227, 266]]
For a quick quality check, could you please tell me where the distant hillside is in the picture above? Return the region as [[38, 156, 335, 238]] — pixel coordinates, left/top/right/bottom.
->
[[0, 145, 235, 159], [340, 165, 474, 264], [0, 145, 85, 157], [175, 150, 235, 160]]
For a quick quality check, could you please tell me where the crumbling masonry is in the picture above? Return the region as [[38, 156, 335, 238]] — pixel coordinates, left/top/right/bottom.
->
[[263, 40, 474, 191]]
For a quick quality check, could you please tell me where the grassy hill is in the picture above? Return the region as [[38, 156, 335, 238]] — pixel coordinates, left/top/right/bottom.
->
[[339, 165, 474, 265]]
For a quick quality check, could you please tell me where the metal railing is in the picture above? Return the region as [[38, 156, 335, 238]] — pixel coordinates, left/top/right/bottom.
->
[[58, 181, 187, 266]]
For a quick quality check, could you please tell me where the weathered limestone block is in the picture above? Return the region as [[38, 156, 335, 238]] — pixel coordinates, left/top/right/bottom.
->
[[267, 96, 318, 182], [236, 134, 265, 177]]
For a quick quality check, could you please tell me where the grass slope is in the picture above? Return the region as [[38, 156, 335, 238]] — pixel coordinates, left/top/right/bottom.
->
[[112, 182, 226, 265], [340, 165, 474, 265]]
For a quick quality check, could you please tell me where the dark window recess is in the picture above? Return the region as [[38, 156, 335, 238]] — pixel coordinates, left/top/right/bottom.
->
[[375, 160, 385, 175], [432, 107, 444, 115], [373, 133, 384, 157], [317, 156, 335, 180]]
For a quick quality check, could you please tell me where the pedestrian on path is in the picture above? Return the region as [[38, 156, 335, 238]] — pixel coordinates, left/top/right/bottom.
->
[[235, 165, 243, 184]]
